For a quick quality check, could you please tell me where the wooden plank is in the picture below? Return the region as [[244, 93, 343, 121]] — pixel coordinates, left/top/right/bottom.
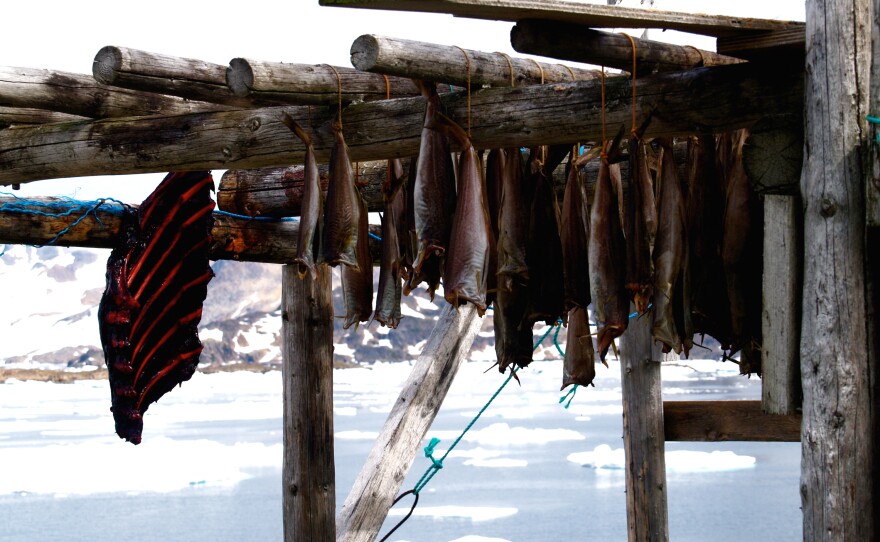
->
[[0, 62, 803, 185], [350, 34, 600, 88], [281, 264, 335, 541], [320, 0, 803, 38], [761, 195, 802, 415], [0, 197, 383, 264], [800, 0, 874, 539], [620, 312, 668, 542], [664, 401, 801, 442], [336, 303, 482, 542], [226, 59, 422, 105], [511, 21, 743, 75], [716, 28, 806, 60], [0, 106, 87, 128], [92, 46, 252, 107], [0, 66, 230, 119]]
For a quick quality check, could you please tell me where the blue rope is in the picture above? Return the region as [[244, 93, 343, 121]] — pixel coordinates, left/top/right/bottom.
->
[[0, 195, 126, 249], [212, 209, 298, 222], [867, 115, 880, 143]]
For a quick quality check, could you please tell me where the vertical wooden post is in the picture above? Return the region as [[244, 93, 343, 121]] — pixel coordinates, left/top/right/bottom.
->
[[281, 264, 335, 542], [761, 195, 802, 414], [801, 0, 874, 539], [620, 312, 668, 541], [337, 303, 482, 542]]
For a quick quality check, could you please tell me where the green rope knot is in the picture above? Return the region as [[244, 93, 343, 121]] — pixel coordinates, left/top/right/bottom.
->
[[867, 115, 880, 144], [423, 437, 443, 469]]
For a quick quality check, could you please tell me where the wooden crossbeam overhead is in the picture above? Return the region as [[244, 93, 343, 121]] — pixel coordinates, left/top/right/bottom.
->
[[664, 401, 801, 442], [0, 66, 231, 119], [511, 21, 744, 75], [0, 62, 802, 185], [226, 59, 423, 105], [0, 106, 87, 128], [93, 46, 253, 108], [0, 197, 383, 264], [319, 0, 804, 38], [350, 34, 601, 88]]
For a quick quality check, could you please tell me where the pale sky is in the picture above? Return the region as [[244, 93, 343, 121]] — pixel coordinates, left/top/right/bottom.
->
[[1, 0, 805, 203]]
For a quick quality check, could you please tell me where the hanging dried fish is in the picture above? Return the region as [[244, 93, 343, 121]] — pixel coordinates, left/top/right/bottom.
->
[[685, 134, 730, 350], [494, 279, 534, 375], [561, 149, 591, 311], [589, 136, 629, 362], [496, 147, 530, 292], [523, 146, 565, 327], [321, 121, 359, 269], [484, 148, 505, 307], [624, 135, 654, 314], [561, 306, 597, 389], [408, 80, 456, 299], [718, 129, 763, 375], [430, 113, 493, 314], [652, 138, 687, 354], [99, 171, 215, 444], [374, 159, 407, 328], [341, 194, 372, 329], [281, 113, 322, 279]]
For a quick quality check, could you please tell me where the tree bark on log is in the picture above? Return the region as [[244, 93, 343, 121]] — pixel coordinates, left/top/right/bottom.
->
[[620, 312, 668, 542], [92, 46, 252, 108], [226, 59, 422, 105], [0, 197, 383, 264], [0, 106, 87, 128], [510, 21, 743, 75], [0, 62, 803, 185], [336, 303, 482, 542], [281, 264, 336, 542], [761, 195, 802, 415], [800, 0, 874, 540], [350, 34, 599, 88], [0, 66, 230, 119]]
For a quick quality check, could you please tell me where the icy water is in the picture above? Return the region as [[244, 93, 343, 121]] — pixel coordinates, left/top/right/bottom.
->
[[0, 359, 801, 542]]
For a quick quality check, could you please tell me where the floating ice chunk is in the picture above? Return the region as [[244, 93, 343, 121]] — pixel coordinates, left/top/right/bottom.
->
[[449, 536, 512, 542], [463, 457, 527, 468], [567, 444, 756, 472], [335, 430, 380, 440], [334, 406, 357, 416], [387, 505, 517, 522]]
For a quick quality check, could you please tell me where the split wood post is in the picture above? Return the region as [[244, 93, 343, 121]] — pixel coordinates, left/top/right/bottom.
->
[[800, 0, 874, 539], [350, 34, 600, 87], [281, 264, 335, 542], [93, 46, 252, 107], [870, 5, 880, 226], [510, 21, 742, 75], [870, 3, 880, 526], [0, 62, 803, 185], [337, 303, 482, 542], [761, 195, 801, 415], [619, 312, 668, 541]]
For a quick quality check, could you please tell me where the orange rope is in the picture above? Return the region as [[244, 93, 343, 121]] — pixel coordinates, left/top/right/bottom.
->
[[561, 64, 576, 81], [453, 45, 472, 136], [383, 74, 390, 99], [620, 33, 638, 137], [600, 66, 607, 157], [496, 51, 515, 87], [684, 45, 706, 67], [326, 64, 343, 127], [529, 58, 545, 84]]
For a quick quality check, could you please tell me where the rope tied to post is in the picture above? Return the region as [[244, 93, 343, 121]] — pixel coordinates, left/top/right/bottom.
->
[[0, 193, 126, 249], [452, 46, 473, 136]]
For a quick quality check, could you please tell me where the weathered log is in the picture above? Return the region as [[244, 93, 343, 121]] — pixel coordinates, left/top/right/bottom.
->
[[620, 311, 668, 542], [320, 0, 803, 38], [511, 21, 743, 75], [0, 197, 383, 264], [350, 34, 599, 88], [217, 160, 412, 216], [743, 115, 803, 195], [0, 66, 229, 119], [0, 62, 803, 185], [281, 264, 336, 541], [0, 106, 88, 128], [800, 0, 874, 539], [761, 195, 802, 415], [336, 303, 482, 542], [869, 9, 880, 227], [664, 401, 801, 442], [226, 59, 421, 105], [93, 46, 252, 107]]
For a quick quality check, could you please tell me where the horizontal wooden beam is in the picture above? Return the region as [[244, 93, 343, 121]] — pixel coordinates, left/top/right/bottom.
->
[[0, 66, 230, 119], [0, 106, 87, 128], [0, 62, 802, 185], [663, 400, 801, 442], [92, 46, 252, 107], [511, 21, 744, 75], [0, 197, 382, 264], [319, 0, 804, 38], [226, 59, 423, 105], [350, 34, 600, 88]]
